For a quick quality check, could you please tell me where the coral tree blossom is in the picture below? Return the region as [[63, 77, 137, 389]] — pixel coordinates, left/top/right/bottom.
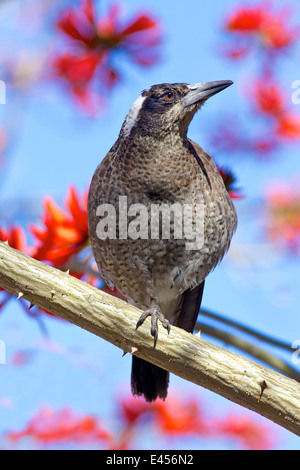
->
[[30, 186, 89, 267], [8, 407, 111, 445], [54, 0, 161, 113], [253, 79, 300, 141], [225, 3, 298, 54]]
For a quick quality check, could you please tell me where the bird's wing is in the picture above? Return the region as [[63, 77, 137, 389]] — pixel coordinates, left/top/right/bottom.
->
[[188, 138, 229, 192], [173, 281, 205, 333]]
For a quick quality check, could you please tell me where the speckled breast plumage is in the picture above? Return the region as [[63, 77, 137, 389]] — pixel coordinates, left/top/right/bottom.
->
[[88, 135, 237, 314]]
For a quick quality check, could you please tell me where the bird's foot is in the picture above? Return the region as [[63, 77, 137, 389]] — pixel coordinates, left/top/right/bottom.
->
[[136, 304, 170, 348]]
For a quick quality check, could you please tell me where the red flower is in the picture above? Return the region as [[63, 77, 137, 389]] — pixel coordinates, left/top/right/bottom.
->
[[119, 395, 154, 426], [56, 0, 97, 48], [119, 394, 207, 437], [253, 80, 285, 116], [276, 112, 300, 140], [0, 226, 27, 253], [8, 406, 112, 445], [97, 5, 162, 66], [54, 51, 101, 85], [30, 186, 89, 267], [215, 414, 275, 450], [227, 6, 266, 33], [225, 3, 298, 56], [252, 80, 300, 141], [53, 51, 105, 114], [53, 1, 161, 113], [154, 395, 207, 436]]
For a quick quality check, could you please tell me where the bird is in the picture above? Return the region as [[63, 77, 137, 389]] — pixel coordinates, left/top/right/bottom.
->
[[87, 81, 237, 402]]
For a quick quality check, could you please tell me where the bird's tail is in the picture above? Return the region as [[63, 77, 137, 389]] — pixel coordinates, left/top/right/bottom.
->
[[130, 281, 205, 402], [131, 356, 169, 402]]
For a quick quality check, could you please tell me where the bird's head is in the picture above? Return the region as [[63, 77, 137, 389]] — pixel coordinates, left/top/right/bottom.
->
[[120, 81, 233, 140]]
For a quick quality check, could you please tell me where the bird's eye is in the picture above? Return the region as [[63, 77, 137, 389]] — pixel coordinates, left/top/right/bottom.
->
[[164, 91, 174, 101]]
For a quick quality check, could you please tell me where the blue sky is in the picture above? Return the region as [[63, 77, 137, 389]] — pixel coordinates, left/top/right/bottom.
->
[[0, 0, 300, 449]]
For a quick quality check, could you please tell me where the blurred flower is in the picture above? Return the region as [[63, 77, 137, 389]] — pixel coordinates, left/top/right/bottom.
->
[[30, 186, 89, 267], [117, 394, 276, 449], [5, 395, 278, 449], [252, 80, 285, 116], [265, 181, 300, 253], [276, 112, 300, 140], [154, 395, 207, 436], [252, 79, 300, 141], [0, 226, 27, 253], [119, 395, 154, 426], [8, 406, 112, 445], [225, 3, 297, 55], [53, 50, 104, 114], [56, 0, 97, 48], [252, 137, 277, 155], [53, 0, 162, 113], [211, 75, 300, 159], [227, 6, 266, 33], [10, 349, 35, 367], [215, 414, 275, 450], [54, 51, 101, 88], [119, 394, 206, 435]]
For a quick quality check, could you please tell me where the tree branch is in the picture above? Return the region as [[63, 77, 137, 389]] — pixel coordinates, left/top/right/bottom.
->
[[1, 240, 300, 436], [198, 322, 300, 382]]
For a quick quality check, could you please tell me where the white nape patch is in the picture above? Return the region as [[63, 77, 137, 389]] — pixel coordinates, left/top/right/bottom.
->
[[122, 94, 146, 137]]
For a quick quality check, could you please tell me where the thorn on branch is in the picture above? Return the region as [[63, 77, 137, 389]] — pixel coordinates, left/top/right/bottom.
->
[[130, 346, 138, 355], [258, 377, 269, 399], [122, 346, 138, 357]]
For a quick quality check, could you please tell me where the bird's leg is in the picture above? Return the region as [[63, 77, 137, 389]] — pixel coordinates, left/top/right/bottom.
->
[[136, 298, 170, 348]]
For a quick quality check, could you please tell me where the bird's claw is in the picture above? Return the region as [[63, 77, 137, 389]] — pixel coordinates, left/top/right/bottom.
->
[[136, 305, 170, 348]]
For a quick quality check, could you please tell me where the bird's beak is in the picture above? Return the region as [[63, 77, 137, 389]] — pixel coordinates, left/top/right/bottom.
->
[[182, 80, 233, 108]]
